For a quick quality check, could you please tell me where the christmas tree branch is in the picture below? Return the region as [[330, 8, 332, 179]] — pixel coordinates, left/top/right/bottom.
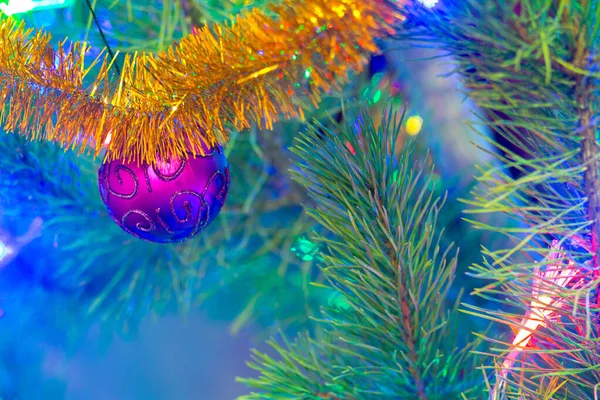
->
[[239, 105, 484, 399], [398, 0, 600, 397]]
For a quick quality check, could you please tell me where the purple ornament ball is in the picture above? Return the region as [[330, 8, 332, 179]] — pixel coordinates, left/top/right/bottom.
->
[[98, 146, 230, 243]]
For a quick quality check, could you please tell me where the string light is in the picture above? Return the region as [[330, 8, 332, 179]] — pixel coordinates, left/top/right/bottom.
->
[[290, 236, 321, 261], [405, 115, 423, 135], [418, 0, 438, 8], [328, 292, 351, 311], [493, 240, 584, 397], [0, 217, 42, 268], [0, 240, 7, 261], [0, 239, 14, 267], [0, 0, 74, 16]]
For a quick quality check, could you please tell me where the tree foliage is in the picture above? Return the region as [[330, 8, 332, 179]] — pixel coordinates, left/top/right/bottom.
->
[[399, 1, 600, 398], [243, 0, 600, 398], [239, 106, 485, 399]]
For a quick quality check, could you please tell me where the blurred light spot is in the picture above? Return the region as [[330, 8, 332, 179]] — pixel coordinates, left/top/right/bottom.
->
[[0, 0, 73, 15], [328, 292, 351, 311], [405, 115, 423, 136], [372, 89, 382, 104], [345, 141, 356, 155], [104, 132, 112, 147], [291, 236, 320, 261], [0, 240, 13, 264], [418, 0, 438, 8]]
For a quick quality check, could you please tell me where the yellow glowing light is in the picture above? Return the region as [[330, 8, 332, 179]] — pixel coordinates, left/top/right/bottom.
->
[[405, 115, 423, 136]]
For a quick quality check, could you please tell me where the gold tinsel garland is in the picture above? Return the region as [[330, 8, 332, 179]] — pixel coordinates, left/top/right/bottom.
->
[[0, 0, 405, 164]]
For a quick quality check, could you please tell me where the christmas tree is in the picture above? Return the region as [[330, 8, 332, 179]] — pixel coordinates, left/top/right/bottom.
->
[[0, 0, 588, 399], [241, 1, 600, 399]]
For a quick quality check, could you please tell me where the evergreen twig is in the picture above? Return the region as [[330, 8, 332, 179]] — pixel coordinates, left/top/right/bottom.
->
[[238, 105, 484, 399]]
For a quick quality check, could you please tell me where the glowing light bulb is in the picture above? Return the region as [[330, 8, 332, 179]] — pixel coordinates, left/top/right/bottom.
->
[[405, 115, 423, 136], [0, 0, 74, 16], [0, 240, 13, 264], [491, 239, 584, 398], [418, 0, 438, 8]]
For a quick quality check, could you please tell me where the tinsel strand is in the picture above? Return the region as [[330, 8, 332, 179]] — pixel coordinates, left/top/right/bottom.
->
[[0, 0, 405, 164]]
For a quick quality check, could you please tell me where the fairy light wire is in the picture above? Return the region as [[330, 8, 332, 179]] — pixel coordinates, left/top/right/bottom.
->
[[84, 0, 121, 76]]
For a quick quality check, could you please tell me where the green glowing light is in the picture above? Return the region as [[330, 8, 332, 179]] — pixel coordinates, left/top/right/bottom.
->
[[0, 0, 74, 15], [372, 89, 382, 103], [328, 292, 351, 311], [291, 236, 322, 262]]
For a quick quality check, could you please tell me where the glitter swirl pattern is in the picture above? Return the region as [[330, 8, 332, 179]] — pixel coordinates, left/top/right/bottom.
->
[[98, 145, 230, 243]]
